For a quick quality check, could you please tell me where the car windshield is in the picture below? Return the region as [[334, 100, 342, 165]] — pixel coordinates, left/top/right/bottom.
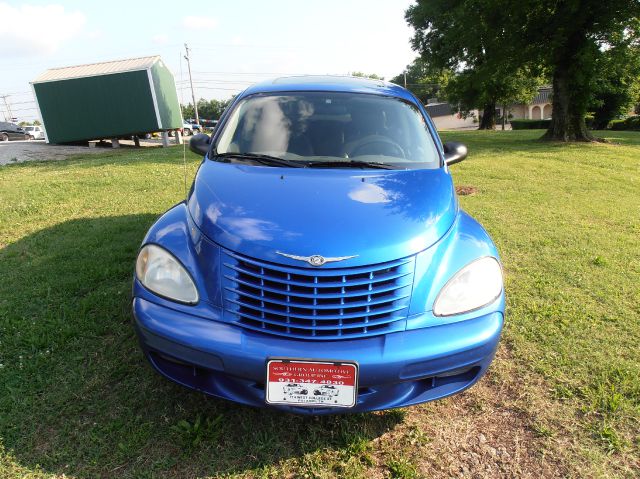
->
[[214, 92, 440, 169]]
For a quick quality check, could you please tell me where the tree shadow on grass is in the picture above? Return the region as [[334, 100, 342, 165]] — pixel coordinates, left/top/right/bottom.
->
[[0, 215, 403, 478]]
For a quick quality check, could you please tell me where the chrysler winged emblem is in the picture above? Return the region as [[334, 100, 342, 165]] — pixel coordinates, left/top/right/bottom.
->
[[276, 252, 358, 267]]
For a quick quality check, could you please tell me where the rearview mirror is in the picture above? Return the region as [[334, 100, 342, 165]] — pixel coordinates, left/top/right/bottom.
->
[[443, 141, 468, 166], [190, 133, 211, 156]]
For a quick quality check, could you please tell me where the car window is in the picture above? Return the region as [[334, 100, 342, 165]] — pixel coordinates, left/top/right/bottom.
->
[[214, 92, 440, 169]]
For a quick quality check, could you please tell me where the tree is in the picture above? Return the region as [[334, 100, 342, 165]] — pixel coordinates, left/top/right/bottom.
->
[[520, 0, 640, 141], [445, 64, 542, 127], [589, 45, 640, 129], [390, 58, 451, 104], [406, 0, 542, 130], [350, 72, 385, 80], [182, 97, 233, 121], [406, 0, 640, 140]]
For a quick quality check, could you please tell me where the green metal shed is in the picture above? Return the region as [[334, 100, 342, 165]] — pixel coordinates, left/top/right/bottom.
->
[[31, 56, 182, 144]]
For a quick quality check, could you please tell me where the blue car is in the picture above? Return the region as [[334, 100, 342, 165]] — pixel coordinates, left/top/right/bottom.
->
[[132, 76, 505, 414]]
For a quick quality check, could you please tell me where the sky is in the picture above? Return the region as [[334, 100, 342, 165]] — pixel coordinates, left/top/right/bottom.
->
[[0, 0, 418, 122]]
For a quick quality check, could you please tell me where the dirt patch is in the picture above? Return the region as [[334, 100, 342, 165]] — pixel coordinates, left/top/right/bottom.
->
[[456, 185, 479, 196], [365, 348, 580, 478]]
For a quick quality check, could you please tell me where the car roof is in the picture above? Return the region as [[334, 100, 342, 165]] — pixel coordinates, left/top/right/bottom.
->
[[239, 75, 416, 103]]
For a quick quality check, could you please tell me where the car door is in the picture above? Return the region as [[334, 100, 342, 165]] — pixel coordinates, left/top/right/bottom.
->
[[6, 124, 21, 140], [10, 125, 26, 140]]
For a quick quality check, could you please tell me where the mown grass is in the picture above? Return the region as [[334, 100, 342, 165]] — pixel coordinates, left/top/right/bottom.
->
[[0, 131, 638, 478]]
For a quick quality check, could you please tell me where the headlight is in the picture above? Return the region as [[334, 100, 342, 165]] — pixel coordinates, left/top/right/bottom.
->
[[135, 244, 199, 304], [433, 257, 502, 316]]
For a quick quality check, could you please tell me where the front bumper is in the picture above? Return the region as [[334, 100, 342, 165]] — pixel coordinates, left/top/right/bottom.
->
[[133, 296, 503, 414]]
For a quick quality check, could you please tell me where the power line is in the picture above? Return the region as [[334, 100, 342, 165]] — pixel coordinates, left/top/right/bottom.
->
[[175, 78, 254, 85], [191, 70, 304, 76], [0, 91, 32, 96], [179, 86, 242, 92], [1, 106, 36, 112], [190, 44, 309, 51]]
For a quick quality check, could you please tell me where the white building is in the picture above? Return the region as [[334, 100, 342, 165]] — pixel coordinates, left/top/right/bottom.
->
[[501, 86, 553, 120]]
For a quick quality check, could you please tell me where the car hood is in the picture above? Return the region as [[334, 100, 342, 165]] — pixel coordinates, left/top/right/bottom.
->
[[187, 160, 457, 267]]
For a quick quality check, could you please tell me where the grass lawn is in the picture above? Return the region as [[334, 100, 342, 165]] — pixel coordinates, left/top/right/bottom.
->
[[0, 130, 638, 478]]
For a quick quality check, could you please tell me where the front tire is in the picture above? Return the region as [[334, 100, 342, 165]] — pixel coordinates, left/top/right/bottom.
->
[[1, 133, 8, 142]]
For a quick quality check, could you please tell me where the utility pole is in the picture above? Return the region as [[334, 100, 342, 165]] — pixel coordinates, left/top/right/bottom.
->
[[184, 43, 199, 126], [0, 95, 12, 122]]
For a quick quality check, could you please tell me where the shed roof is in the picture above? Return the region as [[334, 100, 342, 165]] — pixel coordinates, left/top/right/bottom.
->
[[425, 102, 453, 118], [32, 56, 160, 83]]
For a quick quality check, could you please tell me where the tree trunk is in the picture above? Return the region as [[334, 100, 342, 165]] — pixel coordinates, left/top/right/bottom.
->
[[478, 103, 496, 130], [543, 33, 595, 141]]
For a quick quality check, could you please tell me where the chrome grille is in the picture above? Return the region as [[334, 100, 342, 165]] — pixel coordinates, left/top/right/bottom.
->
[[221, 250, 415, 340]]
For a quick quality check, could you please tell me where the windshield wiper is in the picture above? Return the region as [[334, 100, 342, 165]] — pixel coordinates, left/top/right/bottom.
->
[[307, 160, 399, 170], [213, 152, 305, 168]]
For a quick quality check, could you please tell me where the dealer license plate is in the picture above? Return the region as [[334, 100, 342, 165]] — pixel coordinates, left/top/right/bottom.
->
[[265, 358, 358, 408]]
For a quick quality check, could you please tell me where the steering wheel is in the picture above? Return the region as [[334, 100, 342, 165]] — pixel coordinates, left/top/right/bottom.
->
[[345, 135, 406, 159]]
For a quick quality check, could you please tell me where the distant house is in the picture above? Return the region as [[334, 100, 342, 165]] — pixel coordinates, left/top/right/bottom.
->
[[502, 86, 553, 120], [424, 86, 553, 129], [425, 102, 478, 130]]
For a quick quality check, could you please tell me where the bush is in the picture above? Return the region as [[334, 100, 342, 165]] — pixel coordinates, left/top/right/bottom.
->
[[510, 119, 552, 130], [610, 119, 626, 130], [610, 116, 640, 131]]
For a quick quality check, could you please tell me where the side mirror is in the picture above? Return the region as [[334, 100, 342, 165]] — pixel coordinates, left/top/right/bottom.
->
[[190, 133, 211, 156], [443, 141, 468, 166]]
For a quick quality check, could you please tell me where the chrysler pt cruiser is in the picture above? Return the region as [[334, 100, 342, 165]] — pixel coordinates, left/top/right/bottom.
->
[[132, 76, 505, 414]]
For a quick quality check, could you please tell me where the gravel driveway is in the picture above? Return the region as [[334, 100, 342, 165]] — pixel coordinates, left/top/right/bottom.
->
[[0, 139, 167, 166]]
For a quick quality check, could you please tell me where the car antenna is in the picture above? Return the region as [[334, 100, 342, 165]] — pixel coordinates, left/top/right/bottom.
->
[[180, 48, 188, 199]]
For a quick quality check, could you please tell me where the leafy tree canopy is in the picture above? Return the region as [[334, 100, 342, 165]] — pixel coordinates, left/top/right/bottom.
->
[[350, 72, 385, 80], [589, 44, 640, 129], [17, 120, 41, 126], [406, 0, 640, 140], [406, 0, 544, 129], [390, 58, 451, 104], [182, 97, 233, 122], [524, 0, 640, 140]]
